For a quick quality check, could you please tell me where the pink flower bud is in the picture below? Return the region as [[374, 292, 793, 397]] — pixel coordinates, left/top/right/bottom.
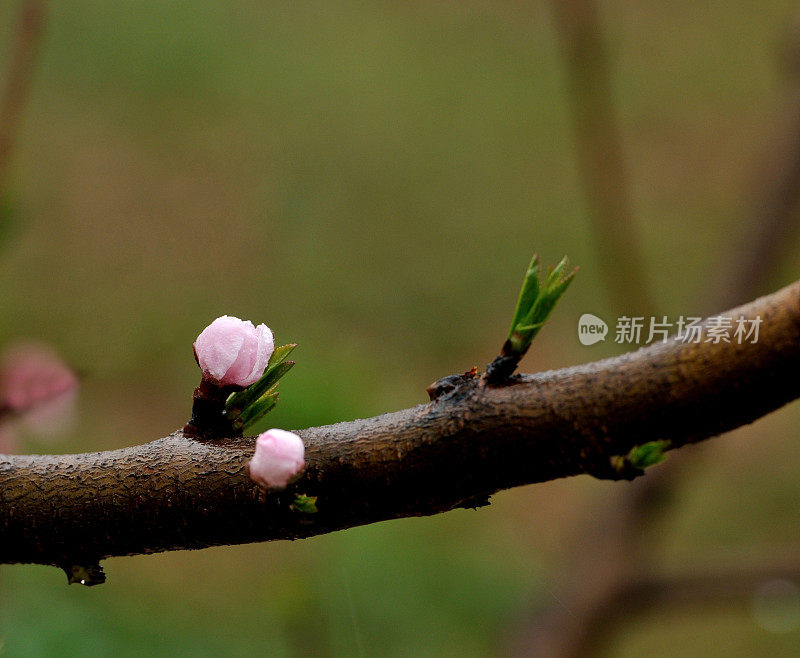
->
[[194, 316, 274, 388], [249, 428, 305, 489]]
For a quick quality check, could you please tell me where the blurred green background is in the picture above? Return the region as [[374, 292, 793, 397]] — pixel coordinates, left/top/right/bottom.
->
[[1, 1, 800, 655]]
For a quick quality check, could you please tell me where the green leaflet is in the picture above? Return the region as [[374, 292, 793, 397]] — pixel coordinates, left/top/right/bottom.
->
[[225, 343, 298, 431], [233, 391, 279, 431], [290, 494, 318, 514], [626, 440, 671, 469], [509, 254, 540, 336], [227, 360, 295, 411], [506, 255, 577, 355], [268, 342, 298, 368]]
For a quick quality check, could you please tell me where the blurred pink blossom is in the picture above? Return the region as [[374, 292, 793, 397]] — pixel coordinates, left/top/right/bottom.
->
[[194, 316, 274, 388], [0, 342, 79, 449], [248, 429, 305, 489]]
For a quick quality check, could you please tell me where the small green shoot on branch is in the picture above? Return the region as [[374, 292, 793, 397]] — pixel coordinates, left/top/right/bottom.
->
[[609, 439, 671, 478], [290, 494, 318, 514], [508, 254, 577, 355], [486, 253, 577, 382], [625, 440, 671, 469]]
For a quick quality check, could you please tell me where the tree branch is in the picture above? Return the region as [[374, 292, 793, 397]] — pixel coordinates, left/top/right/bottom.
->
[[1, 280, 799, 576]]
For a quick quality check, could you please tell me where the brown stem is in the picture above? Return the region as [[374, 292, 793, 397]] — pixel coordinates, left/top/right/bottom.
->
[[485, 339, 522, 383], [0, 280, 798, 574], [183, 379, 242, 438]]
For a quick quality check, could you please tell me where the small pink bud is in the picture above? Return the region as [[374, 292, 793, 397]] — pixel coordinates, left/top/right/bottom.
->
[[194, 316, 274, 388], [249, 429, 305, 489]]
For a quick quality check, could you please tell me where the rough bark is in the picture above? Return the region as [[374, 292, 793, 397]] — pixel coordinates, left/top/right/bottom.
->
[[1, 280, 799, 575]]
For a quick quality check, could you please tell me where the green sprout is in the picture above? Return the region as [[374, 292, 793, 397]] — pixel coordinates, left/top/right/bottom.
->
[[625, 440, 671, 469], [225, 343, 297, 431], [487, 253, 577, 383], [507, 254, 577, 355], [610, 439, 671, 477], [290, 494, 318, 514]]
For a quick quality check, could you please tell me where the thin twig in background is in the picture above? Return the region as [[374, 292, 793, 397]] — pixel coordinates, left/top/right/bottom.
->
[[710, 13, 800, 312], [549, 0, 654, 319], [575, 548, 800, 655], [0, 0, 46, 199], [509, 3, 800, 655]]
